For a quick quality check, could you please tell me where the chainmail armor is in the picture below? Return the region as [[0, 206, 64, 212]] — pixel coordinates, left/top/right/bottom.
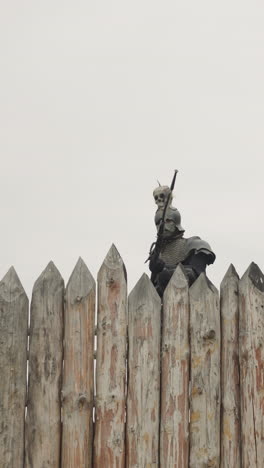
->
[[159, 237, 187, 268]]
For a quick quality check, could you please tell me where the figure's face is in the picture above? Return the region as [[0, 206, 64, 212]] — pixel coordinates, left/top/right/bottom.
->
[[155, 213, 178, 238], [163, 218, 177, 236], [153, 186, 171, 209]]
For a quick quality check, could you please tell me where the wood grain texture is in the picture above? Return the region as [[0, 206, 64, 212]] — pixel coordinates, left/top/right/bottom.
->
[[160, 265, 190, 468], [220, 265, 241, 468], [25, 262, 64, 468], [126, 273, 161, 468], [239, 263, 264, 468], [61, 257, 95, 468], [94, 245, 127, 468], [189, 273, 220, 468], [0, 267, 28, 468]]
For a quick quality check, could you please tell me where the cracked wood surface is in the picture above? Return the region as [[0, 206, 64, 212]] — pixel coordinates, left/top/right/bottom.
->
[[189, 273, 220, 468], [126, 274, 161, 468], [220, 265, 241, 468], [61, 258, 95, 468], [0, 267, 28, 468], [94, 245, 127, 468], [160, 265, 190, 468], [25, 262, 64, 468], [239, 263, 264, 468]]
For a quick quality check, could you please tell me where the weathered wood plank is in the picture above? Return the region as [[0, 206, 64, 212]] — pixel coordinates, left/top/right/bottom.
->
[[160, 265, 190, 468], [61, 258, 95, 468], [126, 273, 161, 468], [239, 263, 264, 468], [94, 245, 127, 468], [25, 262, 64, 468], [220, 264, 241, 468], [189, 273, 220, 468], [0, 267, 28, 468]]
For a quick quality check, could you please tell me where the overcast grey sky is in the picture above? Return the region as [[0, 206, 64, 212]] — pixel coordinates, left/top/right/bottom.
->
[[1, 1, 264, 295]]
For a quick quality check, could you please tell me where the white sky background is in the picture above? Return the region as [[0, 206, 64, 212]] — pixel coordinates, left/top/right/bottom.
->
[[1, 1, 264, 296]]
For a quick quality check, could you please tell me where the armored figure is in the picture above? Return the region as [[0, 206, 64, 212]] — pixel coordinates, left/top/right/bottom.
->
[[148, 175, 215, 296]]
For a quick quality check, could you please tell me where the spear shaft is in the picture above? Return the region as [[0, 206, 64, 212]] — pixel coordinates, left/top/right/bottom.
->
[[145, 169, 178, 263]]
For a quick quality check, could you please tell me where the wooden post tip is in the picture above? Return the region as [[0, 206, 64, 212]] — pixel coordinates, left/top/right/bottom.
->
[[220, 264, 239, 286], [98, 244, 126, 279], [0, 266, 26, 294], [241, 262, 264, 292], [129, 273, 161, 303], [66, 257, 95, 294], [190, 272, 218, 297]]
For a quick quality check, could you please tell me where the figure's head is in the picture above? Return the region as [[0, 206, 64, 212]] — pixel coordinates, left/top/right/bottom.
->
[[153, 185, 172, 209], [155, 207, 185, 238]]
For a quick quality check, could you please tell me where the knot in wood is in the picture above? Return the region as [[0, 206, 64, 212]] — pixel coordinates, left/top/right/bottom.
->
[[107, 394, 117, 405], [207, 457, 217, 467], [113, 434, 121, 447], [101, 317, 107, 330], [106, 277, 115, 287], [203, 329, 216, 340], [78, 394, 88, 409]]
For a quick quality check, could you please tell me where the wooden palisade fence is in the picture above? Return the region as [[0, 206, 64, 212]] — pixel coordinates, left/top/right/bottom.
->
[[0, 244, 264, 467]]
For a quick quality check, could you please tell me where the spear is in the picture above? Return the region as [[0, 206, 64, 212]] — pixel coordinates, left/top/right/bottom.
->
[[145, 169, 178, 263]]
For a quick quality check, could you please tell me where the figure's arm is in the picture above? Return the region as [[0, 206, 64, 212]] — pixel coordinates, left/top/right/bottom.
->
[[182, 252, 209, 285], [155, 252, 209, 296], [149, 254, 165, 274], [149, 254, 165, 286]]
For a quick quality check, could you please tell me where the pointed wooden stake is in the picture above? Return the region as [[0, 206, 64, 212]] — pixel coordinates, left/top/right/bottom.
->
[[189, 273, 220, 468], [94, 245, 127, 468], [61, 257, 95, 468], [0, 267, 28, 468], [25, 262, 64, 468], [239, 263, 264, 468], [160, 265, 190, 468], [126, 274, 161, 467], [220, 264, 240, 468]]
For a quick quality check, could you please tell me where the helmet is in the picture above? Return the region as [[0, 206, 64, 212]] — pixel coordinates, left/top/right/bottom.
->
[[155, 206, 185, 233]]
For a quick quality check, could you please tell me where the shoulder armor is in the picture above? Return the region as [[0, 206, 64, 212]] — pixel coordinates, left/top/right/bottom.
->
[[185, 236, 216, 264]]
